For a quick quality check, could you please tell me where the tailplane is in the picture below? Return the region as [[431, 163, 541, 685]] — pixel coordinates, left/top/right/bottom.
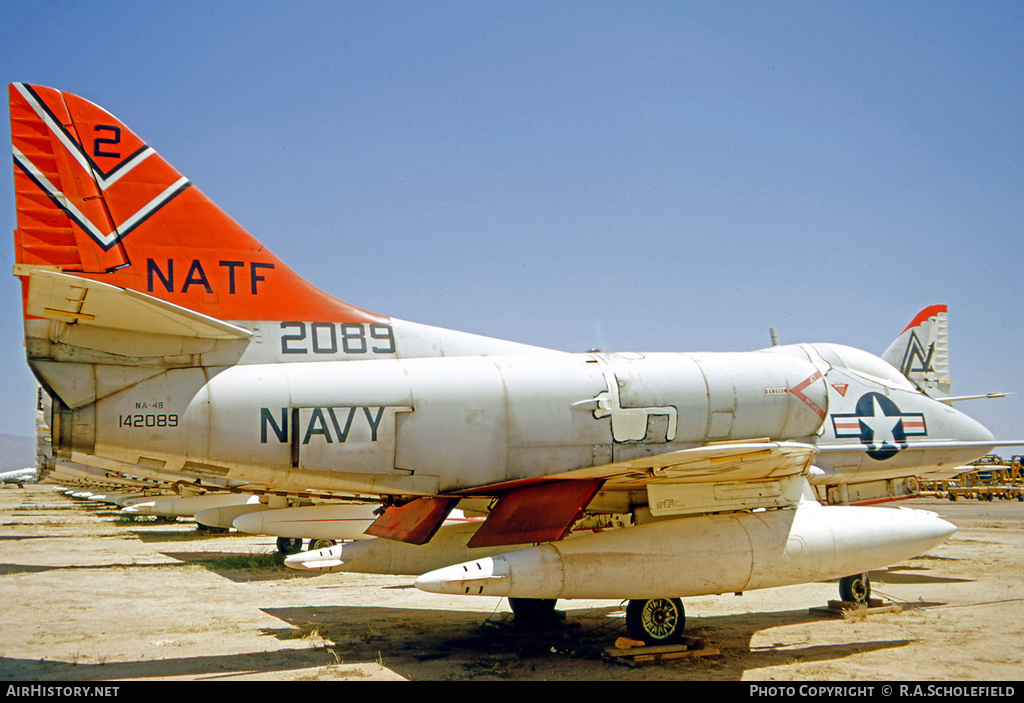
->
[[10, 83, 380, 324], [881, 305, 950, 398]]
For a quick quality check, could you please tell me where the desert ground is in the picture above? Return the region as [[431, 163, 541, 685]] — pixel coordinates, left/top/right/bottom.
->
[[0, 484, 1021, 682]]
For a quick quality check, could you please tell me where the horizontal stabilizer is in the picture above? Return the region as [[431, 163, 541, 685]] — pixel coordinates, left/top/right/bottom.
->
[[24, 269, 253, 340]]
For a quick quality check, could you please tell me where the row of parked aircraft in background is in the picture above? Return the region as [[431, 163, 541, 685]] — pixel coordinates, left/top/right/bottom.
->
[[10, 82, 1019, 645]]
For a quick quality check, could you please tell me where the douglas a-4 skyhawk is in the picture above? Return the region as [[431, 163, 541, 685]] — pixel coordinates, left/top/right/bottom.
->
[[10, 83, 1015, 644]]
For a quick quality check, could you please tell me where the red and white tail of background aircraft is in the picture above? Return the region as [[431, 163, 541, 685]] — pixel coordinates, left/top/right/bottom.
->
[[10, 83, 1019, 644]]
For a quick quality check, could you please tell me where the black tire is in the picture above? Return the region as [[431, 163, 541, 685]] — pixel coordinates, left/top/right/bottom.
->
[[276, 536, 303, 555], [625, 597, 685, 645], [196, 523, 228, 534], [507, 597, 557, 618], [309, 539, 336, 551], [839, 573, 871, 604]]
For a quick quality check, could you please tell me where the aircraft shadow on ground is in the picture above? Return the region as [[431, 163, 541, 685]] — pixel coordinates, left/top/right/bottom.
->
[[262, 603, 644, 673], [0, 562, 54, 576], [0, 551, 307, 582], [0, 604, 927, 681], [130, 529, 237, 543], [259, 602, 920, 680], [870, 563, 975, 586], [28, 502, 106, 512], [0, 648, 338, 682], [159, 550, 315, 583], [0, 560, 204, 576]]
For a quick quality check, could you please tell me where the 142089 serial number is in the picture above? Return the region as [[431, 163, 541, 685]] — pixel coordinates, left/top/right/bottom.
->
[[119, 414, 179, 428]]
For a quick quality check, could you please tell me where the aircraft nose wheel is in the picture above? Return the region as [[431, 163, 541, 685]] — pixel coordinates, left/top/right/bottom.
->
[[839, 573, 871, 604], [626, 597, 685, 645]]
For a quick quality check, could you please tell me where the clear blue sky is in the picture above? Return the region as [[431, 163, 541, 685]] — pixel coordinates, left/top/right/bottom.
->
[[1, 1, 1022, 443]]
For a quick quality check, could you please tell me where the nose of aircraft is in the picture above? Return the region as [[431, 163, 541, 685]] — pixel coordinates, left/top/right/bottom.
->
[[947, 404, 996, 443]]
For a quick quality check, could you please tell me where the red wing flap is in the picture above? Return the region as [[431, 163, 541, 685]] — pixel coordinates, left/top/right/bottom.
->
[[364, 497, 460, 545], [467, 479, 603, 549]]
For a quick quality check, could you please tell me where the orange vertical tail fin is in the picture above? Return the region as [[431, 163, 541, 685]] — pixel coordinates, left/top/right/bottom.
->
[[10, 83, 382, 324]]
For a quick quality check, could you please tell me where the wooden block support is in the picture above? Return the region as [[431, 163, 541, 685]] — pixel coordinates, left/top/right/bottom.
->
[[809, 598, 903, 619], [603, 635, 721, 667]]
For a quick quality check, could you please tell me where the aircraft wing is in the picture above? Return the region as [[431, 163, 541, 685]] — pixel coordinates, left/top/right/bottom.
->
[[816, 440, 1023, 454], [368, 441, 818, 548], [542, 440, 817, 486]]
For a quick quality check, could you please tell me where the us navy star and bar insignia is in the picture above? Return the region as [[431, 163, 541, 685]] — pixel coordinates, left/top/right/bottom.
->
[[830, 391, 927, 460]]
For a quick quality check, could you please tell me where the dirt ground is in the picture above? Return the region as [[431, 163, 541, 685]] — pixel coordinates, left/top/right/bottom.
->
[[0, 484, 1021, 682]]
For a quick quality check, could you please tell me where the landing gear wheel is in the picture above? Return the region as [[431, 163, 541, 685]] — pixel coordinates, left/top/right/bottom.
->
[[509, 598, 560, 629], [509, 597, 557, 619], [309, 539, 336, 551], [625, 597, 685, 645], [839, 573, 871, 604], [196, 523, 228, 534], [276, 537, 303, 555]]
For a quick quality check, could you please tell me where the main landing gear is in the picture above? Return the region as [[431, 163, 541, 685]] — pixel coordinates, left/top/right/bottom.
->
[[839, 573, 871, 604], [275, 537, 338, 555], [512, 577, 870, 646], [623, 575, 872, 645], [507, 596, 687, 645], [625, 597, 686, 645], [508, 576, 874, 646], [276, 537, 303, 555], [508, 597, 561, 630]]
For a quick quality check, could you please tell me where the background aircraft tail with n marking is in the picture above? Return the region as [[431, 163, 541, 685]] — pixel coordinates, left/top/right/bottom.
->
[[881, 304, 950, 398]]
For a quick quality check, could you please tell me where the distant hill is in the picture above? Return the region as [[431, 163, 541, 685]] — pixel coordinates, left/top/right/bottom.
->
[[0, 434, 35, 473]]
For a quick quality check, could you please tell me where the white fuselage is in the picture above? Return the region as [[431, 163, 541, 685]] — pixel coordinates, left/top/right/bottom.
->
[[73, 348, 827, 496]]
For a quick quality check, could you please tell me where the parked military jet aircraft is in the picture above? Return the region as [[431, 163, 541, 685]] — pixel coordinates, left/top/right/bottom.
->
[[11, 83, 1014, 643], [0, 467, 37, 486]]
